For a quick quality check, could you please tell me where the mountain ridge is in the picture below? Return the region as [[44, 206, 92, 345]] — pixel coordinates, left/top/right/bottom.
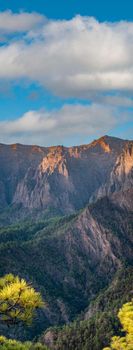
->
[[0, 135, 130, 149], [0, 135, 132, 222]]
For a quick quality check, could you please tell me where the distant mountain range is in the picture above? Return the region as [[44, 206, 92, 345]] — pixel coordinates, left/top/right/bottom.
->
[[0, 135, 133, 349], [0, 135, 133, 221]]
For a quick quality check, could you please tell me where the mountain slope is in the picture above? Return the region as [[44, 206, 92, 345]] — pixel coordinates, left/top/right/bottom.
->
[[0, 136, 132, 222], [0, 190, 132, 339], [44, 266, 133, 350], [91, 141, 133, 202]]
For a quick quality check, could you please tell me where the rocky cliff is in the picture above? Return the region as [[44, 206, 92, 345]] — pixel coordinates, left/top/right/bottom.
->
[[0, 135, 132, 220]]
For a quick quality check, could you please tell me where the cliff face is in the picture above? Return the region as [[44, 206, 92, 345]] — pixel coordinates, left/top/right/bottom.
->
[[91, 141, 133, 202], [0, 136, 132, 217]]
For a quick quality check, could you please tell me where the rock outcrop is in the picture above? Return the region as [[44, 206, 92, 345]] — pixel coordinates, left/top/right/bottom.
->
[[0, 136, 132, 219]]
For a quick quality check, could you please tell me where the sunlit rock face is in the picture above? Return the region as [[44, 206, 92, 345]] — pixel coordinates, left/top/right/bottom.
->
[[0, 135, 132, 216], [91, 141, 133, 203]]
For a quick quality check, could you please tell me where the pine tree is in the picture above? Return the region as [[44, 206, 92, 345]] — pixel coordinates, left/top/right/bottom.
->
[[0, 274, 44, 327], [103, 299, 133, 350]]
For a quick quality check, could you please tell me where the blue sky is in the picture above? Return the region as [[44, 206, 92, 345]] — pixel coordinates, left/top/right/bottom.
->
[[0, 0, 133, 146], [0, 0, 133, 22]]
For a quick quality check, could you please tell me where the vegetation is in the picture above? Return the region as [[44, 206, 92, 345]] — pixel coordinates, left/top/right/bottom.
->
[[0, 274, 44, 327], [0, 213, 110, 339], [0, 274, 49, 349], [0, 336, 49, 350], [103, 299, 133, 349], [45, 267, 133, 350], [0, 256, 132, 350], [0, 199, 132, 348]]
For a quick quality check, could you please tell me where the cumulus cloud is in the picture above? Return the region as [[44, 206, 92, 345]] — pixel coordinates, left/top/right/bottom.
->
[[0, 10, 45, 34], [1, 14, 133, 99], [0, 12, 132, 146], [0, 103, 128, 146]]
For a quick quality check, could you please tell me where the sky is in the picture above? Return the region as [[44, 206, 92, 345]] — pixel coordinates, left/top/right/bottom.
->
[[0, 0, 133, 146]]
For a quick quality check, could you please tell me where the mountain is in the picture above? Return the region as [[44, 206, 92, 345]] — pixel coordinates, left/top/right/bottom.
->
[[0, 135, 132, 348], [0, 135, 132, 223], [0, 188, 132, 340]]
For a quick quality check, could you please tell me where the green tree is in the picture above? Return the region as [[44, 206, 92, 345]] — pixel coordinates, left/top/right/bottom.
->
[[103, 299, 133, 350], [0, 336, 49, 349], [0, 274, 44, 327]]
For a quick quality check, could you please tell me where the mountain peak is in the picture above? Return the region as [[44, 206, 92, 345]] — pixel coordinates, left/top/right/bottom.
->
[[90, 135, 128, 153], [91, 136, 111, 153]]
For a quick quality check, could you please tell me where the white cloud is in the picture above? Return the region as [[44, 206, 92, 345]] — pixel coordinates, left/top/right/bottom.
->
[[0, 10, 45, 34], [92, 94, 133, 107], [0, 103, 127, 146], [1, 15, 133, 99], [0, 12, 132, 146]]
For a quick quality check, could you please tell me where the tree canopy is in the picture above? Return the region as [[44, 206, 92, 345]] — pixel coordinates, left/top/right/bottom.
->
[[103, 299, 133, 350], [0, 336, 49, 350], [0, 274, 44, 327]]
